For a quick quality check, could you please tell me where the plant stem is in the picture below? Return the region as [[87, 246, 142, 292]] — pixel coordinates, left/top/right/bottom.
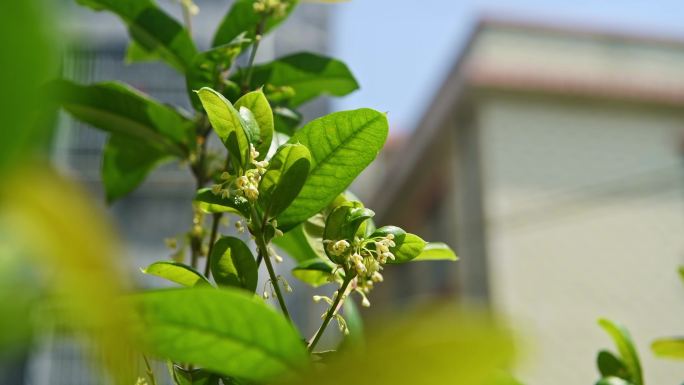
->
[[257, 239, 292, 322], [307, 276, 353, 352], [242, 18, 266, 92], [250, 206, 291, 321], [204, 213, 222, 278], [181, 2, 193, 36], [142, 355, 158, 385]]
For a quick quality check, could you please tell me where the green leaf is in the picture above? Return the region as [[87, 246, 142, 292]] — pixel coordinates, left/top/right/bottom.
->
[[292, 259, 334, 287], [597, 350, 629, 379], [323, 203, 374, 262], [595, 377, 634, 385], [412, 242, 458, 262], [210, 237, 258, 293], [125, 40, 158, 64], [273, 222, 323, 263], [235, 90, 274, 158], [196, 87, 251, 169], [652, 338, 684, 360], [173, 366, 221, 385], [131, 288, 308, 382], [340, 299, 364, 351], [370, 226, 430, 264], [679, 266, 684, 283], [273, 106, 302, 135], [598, 319, 643, 385], [194, 188, 251, 218], [294, 309, 515, 385], [277, 109, 388, 230], [102, 135, 172, 203], [212, 0, 298, 47], [259, 144, 311, 218], [49, 80, 191, 157], [77, 0, 197, 72], [236, 52, 359, 107], [142, 261, 211, 287], [186, 34, 250, 110]]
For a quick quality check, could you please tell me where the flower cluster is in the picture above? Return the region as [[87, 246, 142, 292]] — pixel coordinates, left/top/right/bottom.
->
[[212, 144, 268, 203], [324, 233, 396, 307], [252, 0, 289, 18]]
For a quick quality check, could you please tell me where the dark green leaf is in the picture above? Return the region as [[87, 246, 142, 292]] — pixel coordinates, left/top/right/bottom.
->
[[273, 222, 323, 263], [173, 366, 221, 385], [595, 377, 634, 385], [142, 261, 211, 287], [259, 144, 311, 218], [235, 90, 274, 158], [652, 338, 684, 360], [598, 319, 643, 385], [210, 237, 258, 293], [49, 80, 191, 157], [131, 288, 309, 382], [196, 87, 251, 169], [292, 258, 334, 287], [212, 0, 298, 47], [323, 203, 374, 262], [77, 0, 197, 72], [597, 350, 629, 379], [277, 109, 388, 230], [194, 188, 251, 218], [370, 228, 426, 265], [186, 34, 249, 110], [273, 106, 302, 135], [102, 135, 172, 202], [125, 40, 158, 64], [236, 52, 359, 107], [412, 242, 458, 262]]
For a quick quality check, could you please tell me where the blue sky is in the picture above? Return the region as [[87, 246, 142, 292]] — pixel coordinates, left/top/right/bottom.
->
[[329, 0, 684, 134]]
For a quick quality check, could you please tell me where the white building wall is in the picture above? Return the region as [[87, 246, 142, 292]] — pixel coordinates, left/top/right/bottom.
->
[[478, 95, 684, 385]]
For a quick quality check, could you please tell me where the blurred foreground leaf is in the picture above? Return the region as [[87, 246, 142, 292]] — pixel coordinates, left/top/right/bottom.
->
[[651, 338, 684, 360], [297, 307, 516, 385], [0, 166, 135, 383]]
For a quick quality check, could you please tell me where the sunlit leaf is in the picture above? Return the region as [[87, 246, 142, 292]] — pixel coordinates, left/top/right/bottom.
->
[[196, 87, 251, 169], [598, 319, 643, 385], [142, 261, 211, 287], [412, 242, 458, 262], [651, 338, 684, 360], [131, 288, 309, 382], [235, 90, 274, 159], [277, 109, 388, 230]]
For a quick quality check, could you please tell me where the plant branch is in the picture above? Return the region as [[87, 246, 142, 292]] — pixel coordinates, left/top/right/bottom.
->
[[204, 213, 222, 278], [250, 206, 291, 321], [142, 354, 158, 385], [242, 18, 267, 92], [307, 276, 353, 352]]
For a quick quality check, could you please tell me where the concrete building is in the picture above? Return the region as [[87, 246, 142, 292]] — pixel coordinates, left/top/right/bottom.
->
[[372, 18, 684, 385]]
